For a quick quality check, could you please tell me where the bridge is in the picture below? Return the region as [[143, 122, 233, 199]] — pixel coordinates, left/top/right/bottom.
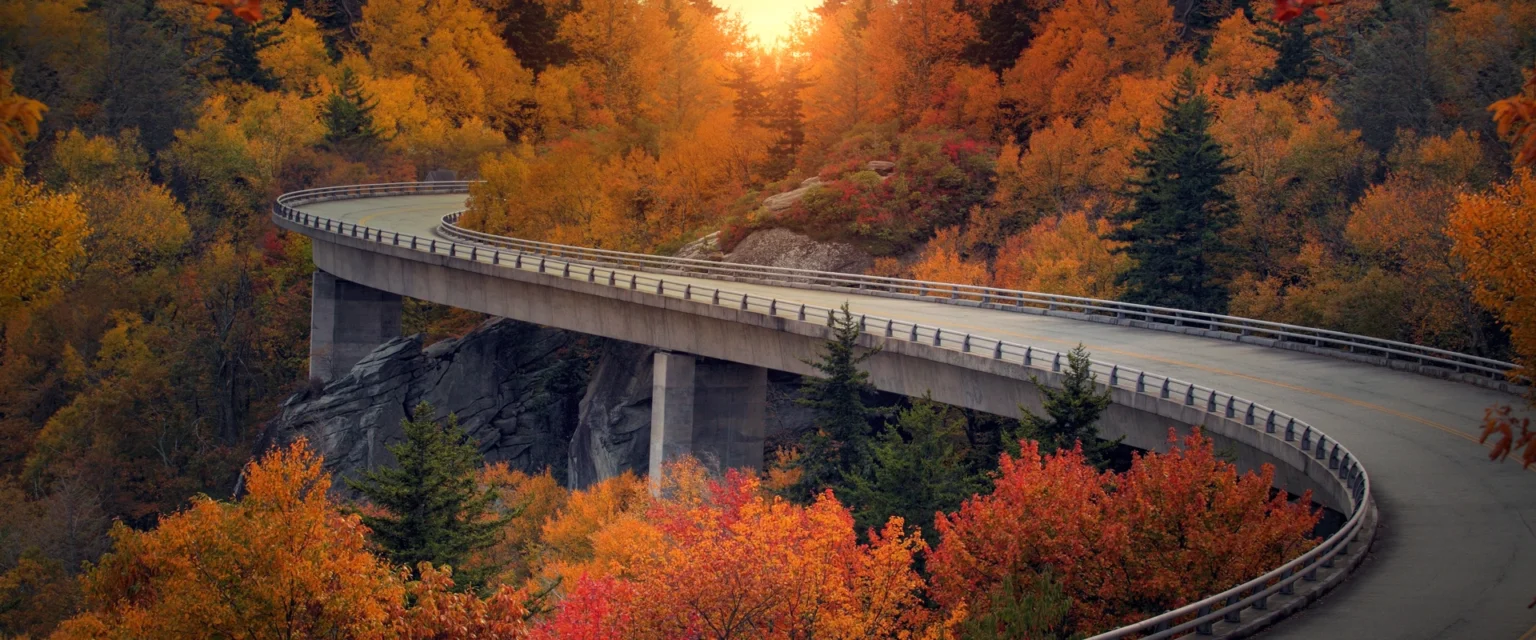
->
[[274, 182, 1536, 639]]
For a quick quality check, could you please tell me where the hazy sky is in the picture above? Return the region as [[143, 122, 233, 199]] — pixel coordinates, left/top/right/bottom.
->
[[715, 0, 820, 48]]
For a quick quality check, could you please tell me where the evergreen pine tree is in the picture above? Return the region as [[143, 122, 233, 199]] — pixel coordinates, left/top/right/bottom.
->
[[322, 67, 382, 150], [217, 12, 280, 89], [1256, 12, 1321, 90], [763, 59, 811, 180], [724, 56, 770, 126], [844, 397, 983, 545], [348, 402, 506, 588], [1108, 69, 1237, 313], [1010, 345, 1117, 468], [790, 303, 881, 501], [958, 572, 1073, 639]]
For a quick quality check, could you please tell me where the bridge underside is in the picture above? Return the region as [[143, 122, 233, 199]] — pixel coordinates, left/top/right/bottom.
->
[[307, 235, 1346, 511]]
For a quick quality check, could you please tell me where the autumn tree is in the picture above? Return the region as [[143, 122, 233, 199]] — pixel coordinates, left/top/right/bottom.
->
[[349, 402, 507, 586], [0, 170, 86, 314], [0, 70, 45, 167], [540, 468, 947, 638], [909, 226, 989, 293], [993, 211, 1129, 299], [51, 440, 403, 639], [787, 303, 882, 502], [1109, 70, 1237, 313], [1012, 344, 1117, 467], [929, 430, 1318, 636], [1449, 169, 1536, 465]]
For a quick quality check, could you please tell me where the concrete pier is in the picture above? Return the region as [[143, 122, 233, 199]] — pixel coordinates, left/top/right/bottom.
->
[[309, 270, 402, 382], [648, 352, 767, 493]]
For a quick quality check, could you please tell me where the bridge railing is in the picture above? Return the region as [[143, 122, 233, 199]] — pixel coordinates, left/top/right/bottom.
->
[[276, 181, 1519, 385], [275, 182, 1379, 638]]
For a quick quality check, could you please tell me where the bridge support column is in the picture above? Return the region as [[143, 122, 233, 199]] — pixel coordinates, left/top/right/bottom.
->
[[310, 270, 402, 382], [648, 352, 767, 494]]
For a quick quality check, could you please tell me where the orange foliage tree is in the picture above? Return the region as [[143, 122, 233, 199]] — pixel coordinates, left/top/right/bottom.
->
[[909, 226, 989, 295], [538, 466, 951, 638], [1448, 169, 1536, 466], [51, 440, 404, 639], [928, 431, 1319, 636]]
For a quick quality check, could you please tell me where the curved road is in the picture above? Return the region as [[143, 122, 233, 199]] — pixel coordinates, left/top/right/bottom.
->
[[293, 193, 1536, 639]]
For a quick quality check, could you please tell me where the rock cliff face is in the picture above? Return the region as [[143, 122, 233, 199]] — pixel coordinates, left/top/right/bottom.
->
[[271, 317, 819, 490], [267, 319, 586, 487]]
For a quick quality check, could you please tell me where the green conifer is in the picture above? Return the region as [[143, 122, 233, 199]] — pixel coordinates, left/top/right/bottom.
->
[[1011, 345, 1117, 468], [322, 67, 382, 149], [1108, 69, 1237, 313], [348, 402, 505, 588], [790, 303, 881, 500], [844, 397, 982, 545]]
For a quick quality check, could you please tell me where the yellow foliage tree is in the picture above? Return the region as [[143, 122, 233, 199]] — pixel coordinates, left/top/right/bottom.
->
[[257, 9, 332, 93], [0, 169, 86, 312]]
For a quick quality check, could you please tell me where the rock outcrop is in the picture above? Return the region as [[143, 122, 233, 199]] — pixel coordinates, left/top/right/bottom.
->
[[566, 340, 657, 488], [725, 228, 873, 274], [267, 318, 585, 487]]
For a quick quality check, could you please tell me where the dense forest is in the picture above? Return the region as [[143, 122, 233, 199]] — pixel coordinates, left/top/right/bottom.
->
[[0, 0, 1534, 635]]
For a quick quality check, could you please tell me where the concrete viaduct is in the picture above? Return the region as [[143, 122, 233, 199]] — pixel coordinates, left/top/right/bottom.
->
[[274, 183, 1535, 640]]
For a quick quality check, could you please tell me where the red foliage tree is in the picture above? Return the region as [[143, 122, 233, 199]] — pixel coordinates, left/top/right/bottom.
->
[[929, 430, 1320, 636]]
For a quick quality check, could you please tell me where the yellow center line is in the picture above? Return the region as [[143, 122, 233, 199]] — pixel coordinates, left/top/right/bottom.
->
[[1520, 621, 1536, 640]]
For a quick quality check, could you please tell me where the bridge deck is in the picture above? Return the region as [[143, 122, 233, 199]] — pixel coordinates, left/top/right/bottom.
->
[[294, 194, 1536, 640]]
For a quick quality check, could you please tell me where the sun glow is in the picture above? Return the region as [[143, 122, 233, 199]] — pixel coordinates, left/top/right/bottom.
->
[[716, 0, 819, 49]]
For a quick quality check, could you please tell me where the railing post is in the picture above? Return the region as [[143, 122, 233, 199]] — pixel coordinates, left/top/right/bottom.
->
[[769, 299, 777, 316], [1266, 410, 1277, 433], [1160, 378, 1170, 399], [1196, 605, 1214, 635], [993, 341, 1003, 359], [1053, 352, 1062, 372], [1285, 418, 1296, 441], [797, 304, 806, 321], [515, 254, 523, 269], [1136, 371, 1145, 393], [740, 295, 748, 310], [962, 334, 971, 353], [684, 284, 691, 300], [1109, 365, 1118, 386], [1208, 391, 1219, 412], [1185, 385, 1195, 405], [563, 263, 571, 278], [1279, 568, 1295, 595], [1245, 404, 1255, 425], [910, 324, 919, 342], [1223, 595, 1242, 623], [588, 267, 596, 283], [609, 271, 616, 287], [885, 319, 894, 337], [712, 289, 720, 305], [1225, 396, 1236, 418], [539, 257, 546, 273], [933, 329, 942, 346], [1301, 426, 1313, 450], [631, 275, 638, 290], [1025, 346, 1033, 366]]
